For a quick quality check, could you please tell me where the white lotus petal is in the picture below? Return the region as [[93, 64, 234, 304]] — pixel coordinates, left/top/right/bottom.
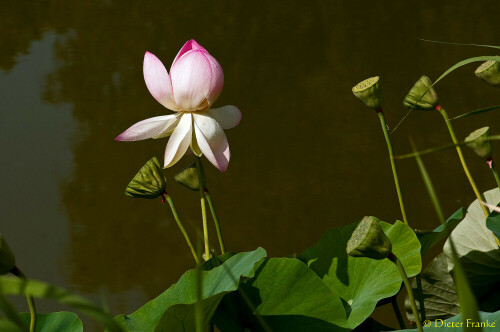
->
[[206, 106, 241, 129], [115, 114, 178, 141], [164, 113, 193, 168], [193, 113, 230, 172]]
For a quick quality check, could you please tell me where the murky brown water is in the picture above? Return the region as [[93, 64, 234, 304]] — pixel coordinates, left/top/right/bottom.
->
[[1, 1, 499, 330]]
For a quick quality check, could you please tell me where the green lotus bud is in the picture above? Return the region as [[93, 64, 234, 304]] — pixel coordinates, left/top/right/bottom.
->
[[475, 60, 500, 87], [174, 162, 200, 191], [465, 126, 492, 159], [403, 75, 439, 110], [125, 157, 167, 199], [346, 216, 392, 260], [0, 234, 16, 275], [352, 76, 382, 109]]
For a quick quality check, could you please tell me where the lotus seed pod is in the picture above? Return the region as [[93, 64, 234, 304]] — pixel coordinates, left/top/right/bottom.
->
[[475, 60, 500, 87], [0, 234, 16, 275], [174, 162, 200, 191], [125, 157, 167, 199], [346, 216, 392, 260], [465, 127, 492, 159], [403, 75, 439, 110], [352, 76, 382, 109]]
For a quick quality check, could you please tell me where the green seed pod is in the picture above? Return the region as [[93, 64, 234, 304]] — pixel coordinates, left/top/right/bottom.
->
[[174, 162, 200, 191], [352, 76, 382, 109], [346, 216, 392, 260], [125, 157, 167, 199], [465, 126, 492, 159], [475, 60, 500, 87], [0, 234, 16, 275], [403, 75, 439, 110]]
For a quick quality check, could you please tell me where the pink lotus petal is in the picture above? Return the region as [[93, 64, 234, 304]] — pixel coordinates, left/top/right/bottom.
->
[[143, 52, 178, 110], [206, 106, 241, 129], [170, 50, 213, 111], [193, 113, 230, 172], [115, 114, 178, 141], [164, 113, 193, 168], [172, 39, 207, 67], [204, 53, 224, 106]]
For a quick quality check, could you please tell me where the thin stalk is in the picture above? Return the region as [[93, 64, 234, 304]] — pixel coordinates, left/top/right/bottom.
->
[[415, 275, 426, 322], [486, 158, 500, 246], [488, 158, 500, 190], [377, 110, 409, 225], [411, 138, 483, 329], [195, 157, 211, 260], [390, 255, 423, 332], [391, 296, 406, 329], [437, 106, 489, 217], [11, 267, 36, 332], [164, 194, 200, 264], [205, 191, 226, 254]]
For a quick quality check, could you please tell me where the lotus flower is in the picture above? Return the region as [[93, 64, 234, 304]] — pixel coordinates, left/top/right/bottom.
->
[[116, 40, 241, 172]]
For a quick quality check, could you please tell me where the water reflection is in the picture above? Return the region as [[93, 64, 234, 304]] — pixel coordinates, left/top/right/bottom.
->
[[2, 0, 499, 329]]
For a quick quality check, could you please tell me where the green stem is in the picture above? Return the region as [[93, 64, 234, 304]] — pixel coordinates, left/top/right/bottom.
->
[[377, 110, 409, 225], [205, 191, 226, 254], [487, 159, 500, 246], [488, 158, 500, 190], [391, 296, 406, 329], [415, 274, 426, 322], [437, 106, 489, 217], [164, 194, 200, 265], [11, 267, 36, 332], [391, 256, 423, 332], [195, 157, 211, 260]]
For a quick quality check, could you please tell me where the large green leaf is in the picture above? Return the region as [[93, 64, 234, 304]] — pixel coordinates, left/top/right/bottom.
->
[[417, 208, 466, 256], [443, 188, 500, 298], [298, 220, 421, 329], [398, 310, 500, 331], [242, 258, 350, 331], [19, 312, 83, 332], [114, 248, 266, 332], [405, 253, 459, 322], [0, 277, 122, 332]]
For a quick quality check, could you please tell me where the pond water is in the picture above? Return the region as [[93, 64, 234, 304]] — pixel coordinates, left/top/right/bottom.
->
[[1, 1, 499, 330]]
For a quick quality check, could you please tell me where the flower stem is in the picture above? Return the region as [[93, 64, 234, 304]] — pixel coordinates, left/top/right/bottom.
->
[[389, 255, 423, 332], [11, 266, 36, 332], [391, 296, 406, 329], [376, 109, 409, 225], [486, 158, 500, 246], [487, 158, 500, 190], [195, 157, 211, 260], [205, 190, 226, 254], [164, 193, 200, 265], [437, 106, 489, 217]]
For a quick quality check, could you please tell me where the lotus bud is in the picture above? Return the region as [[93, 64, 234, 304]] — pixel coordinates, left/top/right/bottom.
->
[[346, 216, 392, 260], [352, 76, 382, 109], [475, 60, 500, 87], [403, 75, 439, 110], [174, 162, 200, 191], [125, 157, 167, 199], [0, 234, 16, 275], [465, 127, 492, 159]]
